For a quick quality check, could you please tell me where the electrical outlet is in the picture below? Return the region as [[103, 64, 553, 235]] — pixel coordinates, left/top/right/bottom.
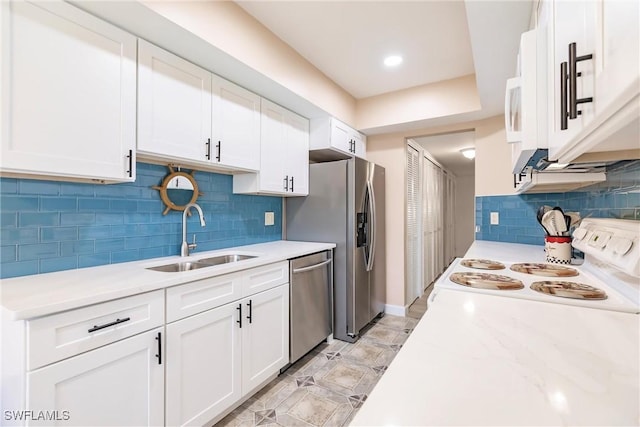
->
[[264, 211, 275, 226], [475, 225, 481, 233], [490, 212, 499, 225]]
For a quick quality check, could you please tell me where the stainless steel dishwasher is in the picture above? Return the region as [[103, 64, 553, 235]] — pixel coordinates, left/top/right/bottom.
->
[[289, 250, 333, 364]]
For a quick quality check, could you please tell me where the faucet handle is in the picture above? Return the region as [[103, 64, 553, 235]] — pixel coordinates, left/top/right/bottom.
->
[[188, 234, 197, 251]]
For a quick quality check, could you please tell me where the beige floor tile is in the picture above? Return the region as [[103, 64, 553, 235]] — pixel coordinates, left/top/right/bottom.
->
[[215, 309, 424, 427]]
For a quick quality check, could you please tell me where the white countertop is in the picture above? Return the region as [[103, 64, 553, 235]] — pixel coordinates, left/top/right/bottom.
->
[[351, 240, 640, 426], [0, 240, 335, 320], [351, 288, 640, 426], [464, 240, 547, 263]]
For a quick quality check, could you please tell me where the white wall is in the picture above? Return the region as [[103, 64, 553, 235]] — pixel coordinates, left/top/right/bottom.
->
[[454, 174, 475, 256], [475, 116, 516, 196]]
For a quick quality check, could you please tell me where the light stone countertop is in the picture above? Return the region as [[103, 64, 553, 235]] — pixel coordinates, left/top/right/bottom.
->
[[351, 240, 640, 426], [0, 240, 335, 320]]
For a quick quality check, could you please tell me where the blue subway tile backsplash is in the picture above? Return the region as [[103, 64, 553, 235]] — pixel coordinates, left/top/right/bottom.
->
[[476, 161, 640, 245], [0, 163, 282, 278]]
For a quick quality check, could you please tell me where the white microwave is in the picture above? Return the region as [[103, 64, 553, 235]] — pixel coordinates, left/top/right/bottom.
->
[[505, 27, 548, 174]]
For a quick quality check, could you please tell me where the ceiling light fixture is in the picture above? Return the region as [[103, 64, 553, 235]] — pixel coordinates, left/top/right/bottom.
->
[[460, 148, 475, 159], [384, 55, 403, 67]]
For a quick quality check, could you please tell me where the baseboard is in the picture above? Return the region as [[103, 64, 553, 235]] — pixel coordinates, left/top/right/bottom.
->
[[384, 303, 408, 317]]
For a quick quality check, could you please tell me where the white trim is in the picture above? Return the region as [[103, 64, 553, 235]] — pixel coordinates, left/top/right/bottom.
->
[[384, 304, 408, 317]]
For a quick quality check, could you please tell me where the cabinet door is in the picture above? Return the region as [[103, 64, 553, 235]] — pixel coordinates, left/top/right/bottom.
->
[[212, 76, 261, 171], [165, 302, 241, 427], [27, 328, 164, 427], [1, 1, 136, 182], [259, 99, 288, 193], [594, 0, 639, 115], [351, 131, 367, 159], [242, 284, 289, 393], [330, 119, 354, 154], [137, 40, 212, 163], [286, 111, 310, 196], [547, 0, 597, 160]]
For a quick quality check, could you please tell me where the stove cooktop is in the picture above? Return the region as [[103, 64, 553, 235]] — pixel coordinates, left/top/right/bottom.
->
[[437, 258, 637, 313]]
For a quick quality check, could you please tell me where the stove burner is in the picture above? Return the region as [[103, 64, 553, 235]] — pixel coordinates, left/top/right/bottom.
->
[[530, 281, 608, 300], [510, 263, 578, 277], [449, 272, 524, 290], [460, 259, 505, 270]]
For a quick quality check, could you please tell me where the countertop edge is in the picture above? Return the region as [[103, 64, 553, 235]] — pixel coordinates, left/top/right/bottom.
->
[[1, 240, 336, 320]]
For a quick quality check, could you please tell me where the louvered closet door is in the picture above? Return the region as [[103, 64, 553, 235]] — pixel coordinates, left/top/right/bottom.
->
[[406, 145, 421, 304]]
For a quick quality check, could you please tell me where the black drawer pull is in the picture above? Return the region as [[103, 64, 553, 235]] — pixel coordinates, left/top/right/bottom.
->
[[88, 317, 131, 333], [205, 138, 211, 160], [247, 300, 252, 324], [126, 150, 133, 178], [155, 332, 162, 365], [236, 303, 242, 328]]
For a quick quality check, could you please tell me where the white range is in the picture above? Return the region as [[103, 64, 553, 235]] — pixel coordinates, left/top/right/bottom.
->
[[351, 219, 640, 426]]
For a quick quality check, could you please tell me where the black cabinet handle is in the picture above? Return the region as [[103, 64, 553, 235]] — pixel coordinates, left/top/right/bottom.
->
[[283, 175, 289, 191], [216, 141, 221, 162], [155, 332, 162, 365], [560, 61, 568, 130], [88, 317, 130, 333], [246, 300, 252, 324], [290, 176, 294, 192], [126, 150, 133, 178], [236, 303, 242, 328], [568, 42, 593, 120], [205, 138, 211, 160]]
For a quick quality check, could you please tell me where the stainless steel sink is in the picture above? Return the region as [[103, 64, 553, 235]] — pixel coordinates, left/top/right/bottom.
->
[[147, 261, 210, 272], [147, 254, 257, 272], [198, 254, 257, 266]]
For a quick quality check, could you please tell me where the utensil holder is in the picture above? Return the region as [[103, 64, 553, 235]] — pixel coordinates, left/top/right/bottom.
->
[[544, 236, 572, 264]]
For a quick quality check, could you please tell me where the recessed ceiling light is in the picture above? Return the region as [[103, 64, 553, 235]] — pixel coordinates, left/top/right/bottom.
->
[[460, 148, 475, 159], [384, 55, 403, 67]]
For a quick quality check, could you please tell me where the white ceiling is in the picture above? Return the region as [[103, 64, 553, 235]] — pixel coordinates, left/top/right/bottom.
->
[[236, 1, 476, 99], [236, 0, 532, 169], [413, 131, 476, 177]]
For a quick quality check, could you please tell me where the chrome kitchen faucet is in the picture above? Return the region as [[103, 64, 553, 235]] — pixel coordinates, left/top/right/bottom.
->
[[181, 203, 206, 257]]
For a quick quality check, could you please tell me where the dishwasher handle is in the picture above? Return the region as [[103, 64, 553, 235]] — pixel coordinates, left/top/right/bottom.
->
[[292, 258, 332, 274]]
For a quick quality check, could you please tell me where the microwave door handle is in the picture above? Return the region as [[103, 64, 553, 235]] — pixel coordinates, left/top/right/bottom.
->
[[504, 77, 521, 142]]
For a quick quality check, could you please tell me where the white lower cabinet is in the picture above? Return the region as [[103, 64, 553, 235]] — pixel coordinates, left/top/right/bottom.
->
[[27, 327, 164, 427], [165, 284, 289, 427], [4, 263, 290, 427], [241, 285, 289, 392], [165, 302, 242, 427]]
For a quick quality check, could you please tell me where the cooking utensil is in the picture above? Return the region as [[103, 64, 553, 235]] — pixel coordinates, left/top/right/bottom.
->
[[537, 205, 553, 235], [552, 210, 568, 236], [542, 210, 557, 236]]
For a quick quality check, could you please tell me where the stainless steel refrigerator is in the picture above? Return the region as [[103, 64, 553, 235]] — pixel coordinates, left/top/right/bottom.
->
[[286, 157, 386, 342]]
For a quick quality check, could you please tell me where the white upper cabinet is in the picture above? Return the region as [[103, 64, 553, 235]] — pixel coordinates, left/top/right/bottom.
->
[[0, 1, 137, 182], [285, 110, 310, 196], [233, 99, 309, 196], [310, 117, 367, 161], [546, 0, 639, 162], [137, 41, 260, 173], [547, 0, 597, 159], [211, 75, 261, 172], [137, 39, 212, 164]]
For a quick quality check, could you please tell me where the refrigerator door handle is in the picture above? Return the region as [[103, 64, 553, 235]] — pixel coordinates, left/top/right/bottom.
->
[[366, 178, 376, 272]]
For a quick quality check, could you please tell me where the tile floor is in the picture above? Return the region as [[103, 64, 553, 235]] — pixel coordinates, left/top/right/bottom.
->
[[217, 314, 420, 427]]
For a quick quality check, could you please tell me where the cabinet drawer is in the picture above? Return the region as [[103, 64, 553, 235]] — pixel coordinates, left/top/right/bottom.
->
[[242, 261, 289, 296], [27, 290, 164, 370], [166, 271, 243, 323]]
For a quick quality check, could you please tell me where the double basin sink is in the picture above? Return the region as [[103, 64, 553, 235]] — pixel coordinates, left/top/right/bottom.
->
[[147, 254, 257, 273]]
